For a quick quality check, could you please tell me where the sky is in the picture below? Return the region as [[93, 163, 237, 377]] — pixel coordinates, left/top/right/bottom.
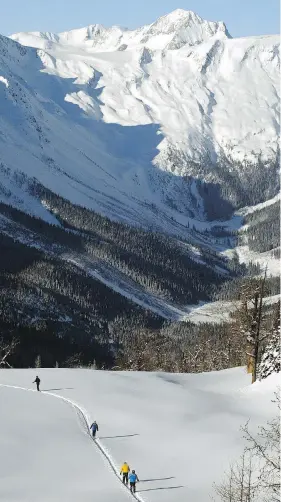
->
[[1, 0, 279, 37]]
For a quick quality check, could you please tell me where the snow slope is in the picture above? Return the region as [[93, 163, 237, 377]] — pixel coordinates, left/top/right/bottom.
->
[[221, 194, 280, 278], [0, 367, 279, 501], [237, 193, 281, 218], [223, 244, 280, 277], [0, 9, 277, 234], [11, 17, 279, 168], [183, 294, 281, 324], [0, 386, 132, 502]]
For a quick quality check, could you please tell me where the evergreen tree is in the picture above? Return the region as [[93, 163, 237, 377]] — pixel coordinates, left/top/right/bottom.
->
[[259, 301, 280, 380], [35, 355, 41, 368]]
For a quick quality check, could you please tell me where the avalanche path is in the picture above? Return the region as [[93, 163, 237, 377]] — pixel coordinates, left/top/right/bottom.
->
[[0, 384, 144, 502]]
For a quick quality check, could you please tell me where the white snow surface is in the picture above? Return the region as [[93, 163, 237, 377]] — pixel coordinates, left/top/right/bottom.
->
[[11, 17, 279, 167], [184, 294, 281, 323], [0, 9, 277, 233], [0, 386, 132, 502], [237, 193, 280, 217], [222, 245, 280, 277], [0, 367, 279, 501]]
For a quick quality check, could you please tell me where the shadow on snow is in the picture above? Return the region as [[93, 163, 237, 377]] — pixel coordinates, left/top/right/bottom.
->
[[141, 477, 175, 482], [138, 485, 184, 492], [98, 434, 139, 439], [42, 387, 74, 391]]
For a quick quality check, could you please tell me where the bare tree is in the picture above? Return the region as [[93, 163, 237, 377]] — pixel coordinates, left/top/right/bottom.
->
[[115, 328, 175, 372], [214, 393, 280, 502], [0, 338, 19, 368], [242, 392, 280, 501], [214, 450, 257, 501]]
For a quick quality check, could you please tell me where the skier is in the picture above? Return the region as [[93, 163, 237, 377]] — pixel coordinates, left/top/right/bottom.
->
[[90, 421, 99, 438], [120, 462, 130, 485], [33, 376, 40, 391], [129, 470, 139, 493]]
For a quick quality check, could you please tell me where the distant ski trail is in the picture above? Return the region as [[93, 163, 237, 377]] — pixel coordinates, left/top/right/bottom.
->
[[0, 384, 145, 502]]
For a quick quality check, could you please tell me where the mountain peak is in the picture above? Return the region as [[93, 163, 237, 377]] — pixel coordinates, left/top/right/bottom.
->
[[144, 8, 230, 50], [148, 8, 203, 32], [160, 8, 201, 21]]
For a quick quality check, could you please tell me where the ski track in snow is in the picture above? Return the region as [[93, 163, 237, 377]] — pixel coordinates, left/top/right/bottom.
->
[[0, 384, 145, 502]]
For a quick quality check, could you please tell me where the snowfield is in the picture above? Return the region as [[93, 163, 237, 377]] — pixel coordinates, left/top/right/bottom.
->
[[11, 17, 280, 168], [183, 294, 281, 324], [11, 11, 279, 166], [0, 386, 132, 502], [0, 367, 279, 501], [222, 244, 280, 277]]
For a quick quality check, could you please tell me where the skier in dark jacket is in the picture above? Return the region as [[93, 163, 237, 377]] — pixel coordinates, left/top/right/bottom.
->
[[90, 421, 99, 438], [33, 376, 40, 391], [129, 470, 139, 493]]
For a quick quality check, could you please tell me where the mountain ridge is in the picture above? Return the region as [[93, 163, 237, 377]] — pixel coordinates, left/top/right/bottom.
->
[[11, 9, 231, 52]]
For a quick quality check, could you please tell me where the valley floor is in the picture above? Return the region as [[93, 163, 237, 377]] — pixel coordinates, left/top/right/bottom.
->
[[184, 293, 281, 323], [0, 368, 279, 501]]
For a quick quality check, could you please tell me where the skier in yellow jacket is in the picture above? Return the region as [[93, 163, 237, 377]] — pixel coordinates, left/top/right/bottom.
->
[[120, 462, 130, 485]]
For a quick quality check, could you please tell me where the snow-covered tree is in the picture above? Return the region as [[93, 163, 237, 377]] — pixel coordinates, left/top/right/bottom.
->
[[35, 355, 41, 368], [259, 301, 280, 380], [232, 275, 268, 383]]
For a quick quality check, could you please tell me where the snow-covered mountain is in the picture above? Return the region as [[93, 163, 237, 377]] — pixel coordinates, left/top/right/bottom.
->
[[12, 9, 231, 52], [0, 10, 279, 332], [0, 9, 277, 231]]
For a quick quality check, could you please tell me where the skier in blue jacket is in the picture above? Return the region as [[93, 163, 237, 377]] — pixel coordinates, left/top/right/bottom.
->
[[129, 470, 139, 493], [90, 421, 99, 438]]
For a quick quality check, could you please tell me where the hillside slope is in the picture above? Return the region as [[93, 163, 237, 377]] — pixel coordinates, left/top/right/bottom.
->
[[222, 195, 280, 277], [0, 386, 132, 502], [0, 368, 279, 501]]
